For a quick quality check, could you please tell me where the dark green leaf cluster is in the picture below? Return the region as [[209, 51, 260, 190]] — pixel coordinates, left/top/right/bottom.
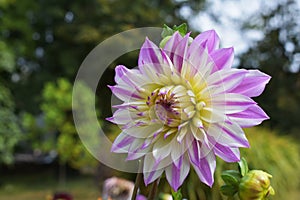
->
[[161, 23, 188, 38], [220, 158, 248, 199]]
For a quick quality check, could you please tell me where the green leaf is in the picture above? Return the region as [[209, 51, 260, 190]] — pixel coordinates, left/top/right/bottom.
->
[[161, 24, 175, 38], [238, 157, 249, 176], [173, 23, 188, 36], [161, 23, 188, 38], [220, 185, 238, 196], [221, 170, 241, 186], [171, 189, 183, 200]]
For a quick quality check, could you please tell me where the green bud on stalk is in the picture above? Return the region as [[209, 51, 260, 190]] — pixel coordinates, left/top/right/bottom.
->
[[238, 170, 275, 200]]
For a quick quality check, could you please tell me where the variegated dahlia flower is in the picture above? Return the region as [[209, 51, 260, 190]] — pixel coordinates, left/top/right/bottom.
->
[[107, 30, 270, 191]]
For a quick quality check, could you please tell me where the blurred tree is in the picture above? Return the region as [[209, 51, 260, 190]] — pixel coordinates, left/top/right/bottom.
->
[[0, 84, 22, 165], [23, 78, 99, 172], [239, 0, 300, 134], [0, 0, 205, 114], [0, 38, 22, 164]]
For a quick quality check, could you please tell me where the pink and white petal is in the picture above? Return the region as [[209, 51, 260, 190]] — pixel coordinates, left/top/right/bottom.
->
[[211, 93, 257, 114], [186, 44, 212, 79], [173, 34, 190, 72], [114, 65, 145, 87], [164, 32, 183, 61], [112, 101, 146, 110], [144, 168, 164, 186], [138, 38, 163, 69], [171, 137, 189, 168], [228, 70, 271, 97], [126, 138, 152, 160], [161, 51, 176, 75], [190, 150, 216, 187], [111, 132, 135, 153], [188, 137, 213, 161], [213, 143, 240, 162], [106, 109, 133, 125], [207, 122, 249, 148], [207, 69, 247, 93], [152, 136, 172, 161], [200, 107, 226, 123], [143, 153, 169, 185], [191, 30, 220, 53], [188, 139, 201, 164], [124, 123, 164, 139], [139, 63, 164, 83], [108, 85, 143, 102], [115, 65, 136, 86], [210, 47, 234, 72], [228, 104, 269, 127], [190, 124, 210, 147], [165, 155, 190, 191]]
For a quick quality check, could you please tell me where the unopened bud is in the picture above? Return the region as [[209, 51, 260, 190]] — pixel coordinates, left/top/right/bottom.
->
[[159, 36, 193, 48], [238, 170, 275, 200], [159, 36, 172, 48]]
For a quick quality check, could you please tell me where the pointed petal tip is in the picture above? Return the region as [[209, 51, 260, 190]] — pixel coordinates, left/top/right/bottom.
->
[[171, 184, 180, 192], [244, 141, 250, 148], [105, 116, 114, 122], [143, 37, 157, 47], [115, 64, 126, 70], [143, 177, 150, 186], [200, 29, 217, 36], [110, 144, 120, 153], [206, 180, 214, 188]]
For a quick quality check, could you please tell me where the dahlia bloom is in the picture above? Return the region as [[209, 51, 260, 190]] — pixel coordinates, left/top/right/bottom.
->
[[107, 30, 270, 191]]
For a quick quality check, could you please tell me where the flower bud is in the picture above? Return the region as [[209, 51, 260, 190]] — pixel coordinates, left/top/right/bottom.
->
[[159, 36, 172, 48], [159, 36, 193, 48], [238, 170, 275, 200]]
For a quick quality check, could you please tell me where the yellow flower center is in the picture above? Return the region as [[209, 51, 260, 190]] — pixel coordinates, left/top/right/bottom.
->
[[147, 85, 197, 127]]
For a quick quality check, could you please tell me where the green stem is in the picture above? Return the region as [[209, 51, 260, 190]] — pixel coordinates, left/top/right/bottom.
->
[[132, 160, 143, 200], [148, 177, 160, 200]]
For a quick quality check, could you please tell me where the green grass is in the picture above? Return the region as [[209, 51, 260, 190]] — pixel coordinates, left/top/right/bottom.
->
[[0, 169, 100, 200]]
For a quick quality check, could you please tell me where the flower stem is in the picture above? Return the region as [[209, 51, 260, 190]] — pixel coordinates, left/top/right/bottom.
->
[[148, 177, 160, 200], [132, 160, 143, 200]]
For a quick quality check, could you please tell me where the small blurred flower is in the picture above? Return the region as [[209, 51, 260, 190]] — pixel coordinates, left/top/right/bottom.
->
[[136, 194, 147, 200], [159, 193, 173, 200], [102, 177, 134, 200], [108, 29, 270, 190], [238, 170, 275, 200]]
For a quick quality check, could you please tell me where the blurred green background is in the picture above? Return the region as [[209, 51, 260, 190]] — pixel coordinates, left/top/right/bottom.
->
[[0, 0, 299, 199]]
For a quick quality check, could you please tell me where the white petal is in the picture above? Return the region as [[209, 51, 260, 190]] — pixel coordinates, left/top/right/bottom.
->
[[111, 132, 134, 153], [207, 69, 247, 93], [124, 123, 163, 139], [127, 138, 151, 160], [191, 151, 216, 187], [200, 107, 226, 123], [211, 93, 256, 114], [152, 135, 173, 160], [165, 155, 190, 191], [107, 109, 133, 124], [207, 122, 249, 148], [143, 154, 171, 185]]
